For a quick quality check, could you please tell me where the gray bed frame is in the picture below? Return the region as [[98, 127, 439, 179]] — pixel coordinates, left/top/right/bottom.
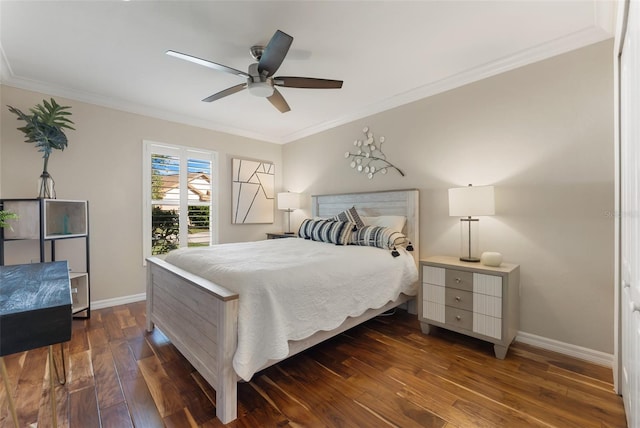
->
[[145, 189, 419, 423]]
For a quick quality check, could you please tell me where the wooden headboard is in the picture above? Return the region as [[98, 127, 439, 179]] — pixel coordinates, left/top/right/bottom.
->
[[311, 189, 420, 261]]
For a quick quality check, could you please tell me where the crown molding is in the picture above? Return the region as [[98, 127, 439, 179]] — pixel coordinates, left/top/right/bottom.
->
[[282, 25, 613, 144], [1, 2, 614, 146], [0, 75, 283, 144]]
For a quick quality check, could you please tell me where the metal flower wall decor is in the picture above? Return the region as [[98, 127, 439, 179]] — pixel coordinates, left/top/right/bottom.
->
[[344, 126, 404, 179]]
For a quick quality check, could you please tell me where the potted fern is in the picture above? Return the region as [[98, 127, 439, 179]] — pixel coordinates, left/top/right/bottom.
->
[[8, 98, 75, 198]]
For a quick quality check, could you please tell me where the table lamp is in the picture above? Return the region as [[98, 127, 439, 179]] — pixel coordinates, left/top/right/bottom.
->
[[448, 184, 495, 262], [277, 192, 301, 234]]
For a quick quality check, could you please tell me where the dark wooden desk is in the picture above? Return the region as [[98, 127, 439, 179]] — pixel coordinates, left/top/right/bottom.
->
[[0, 261, 72, 427]]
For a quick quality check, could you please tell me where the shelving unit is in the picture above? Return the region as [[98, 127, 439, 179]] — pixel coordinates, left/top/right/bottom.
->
[[0, 198, 90, 318]]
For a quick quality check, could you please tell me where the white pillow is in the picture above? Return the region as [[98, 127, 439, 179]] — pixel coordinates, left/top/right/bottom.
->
[[361, 215, 406, 233]]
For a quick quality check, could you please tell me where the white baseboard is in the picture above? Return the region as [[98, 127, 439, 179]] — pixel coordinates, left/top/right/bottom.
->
[[516, 331, 614, 368], [91, 292, 146, 310], [88, 293, 614, 368]]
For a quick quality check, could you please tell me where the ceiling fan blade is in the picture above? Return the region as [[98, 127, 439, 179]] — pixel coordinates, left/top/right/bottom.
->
[[258, 30, 293, 77], [267, 88, 291, 113], [202, 83, 247, 102], [166, 50, 250, 78], [274, 76, 343, 89]]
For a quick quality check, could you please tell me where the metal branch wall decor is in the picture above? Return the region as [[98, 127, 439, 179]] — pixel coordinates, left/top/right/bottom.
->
[[344, 126, 404, 179]]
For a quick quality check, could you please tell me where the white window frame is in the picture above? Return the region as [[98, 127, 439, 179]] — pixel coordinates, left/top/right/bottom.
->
[[142, 140, 218, 264]]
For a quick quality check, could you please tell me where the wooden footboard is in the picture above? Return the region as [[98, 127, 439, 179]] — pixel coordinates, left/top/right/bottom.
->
[[146, 256, 415, 424], [146, 257, 239, 423]]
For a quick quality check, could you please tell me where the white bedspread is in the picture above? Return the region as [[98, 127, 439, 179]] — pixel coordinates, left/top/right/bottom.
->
[[164, 238, 418, 381]]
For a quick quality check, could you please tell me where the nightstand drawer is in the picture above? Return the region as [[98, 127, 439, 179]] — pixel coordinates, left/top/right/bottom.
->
[[445, 269, 473, 292], [423, 302, 445, 323], [445, 288, 473, 311], [423, 266, 445, 286], [474, 314, 502, 339], [445, 307, 473, 331], [424, 283, 445, 304]]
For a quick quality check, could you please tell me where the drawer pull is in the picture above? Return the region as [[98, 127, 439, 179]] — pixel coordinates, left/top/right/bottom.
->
[[456, 315, 462, 321], [455, 278, 462, 283], [455, 296, 461, 302]]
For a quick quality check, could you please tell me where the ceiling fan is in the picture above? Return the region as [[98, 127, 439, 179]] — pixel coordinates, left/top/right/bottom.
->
[[167, 30, 343, 113]]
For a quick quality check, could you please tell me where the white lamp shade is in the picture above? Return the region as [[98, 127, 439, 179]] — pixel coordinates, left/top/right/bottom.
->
[[448, 185, 495, 217], [277, 192, 301, 210]]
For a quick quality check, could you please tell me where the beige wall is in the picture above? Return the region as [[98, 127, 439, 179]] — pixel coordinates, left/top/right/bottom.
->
[[283, 40, 615, 354], [0, 85, 283, 302], [0, 40, 615, 354]]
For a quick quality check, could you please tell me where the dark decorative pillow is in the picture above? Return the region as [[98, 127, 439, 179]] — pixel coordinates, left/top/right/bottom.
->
[[332, 206, 365, 231], [351, 225, 409, 250], [298, 218, 316, 239], [298, 218, 354, 245]]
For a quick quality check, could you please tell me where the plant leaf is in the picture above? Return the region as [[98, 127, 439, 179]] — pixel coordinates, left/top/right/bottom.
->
[[8, 99, 74, 159]]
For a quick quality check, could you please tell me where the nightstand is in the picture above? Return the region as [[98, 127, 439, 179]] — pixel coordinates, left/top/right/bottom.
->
[[419, 255, 520, 359], [266, 232, 297, 239]]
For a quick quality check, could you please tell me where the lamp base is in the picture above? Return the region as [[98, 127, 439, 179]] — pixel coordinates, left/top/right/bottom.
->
[[459, 218, 480, 263]]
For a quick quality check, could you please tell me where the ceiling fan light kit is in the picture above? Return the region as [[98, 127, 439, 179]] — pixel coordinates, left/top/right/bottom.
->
[[167, 30, 343, 113], [248, 81, 274, 98]]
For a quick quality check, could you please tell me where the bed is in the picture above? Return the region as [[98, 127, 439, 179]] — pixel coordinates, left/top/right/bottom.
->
[[145, 189, 420, 424]]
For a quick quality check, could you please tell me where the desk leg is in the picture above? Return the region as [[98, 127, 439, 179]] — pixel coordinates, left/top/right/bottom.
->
[[49, 346, 58, 428], [0, 356, 19, 428]]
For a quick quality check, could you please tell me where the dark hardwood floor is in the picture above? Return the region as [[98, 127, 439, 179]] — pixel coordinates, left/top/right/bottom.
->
[[0, 301, 627, 427]]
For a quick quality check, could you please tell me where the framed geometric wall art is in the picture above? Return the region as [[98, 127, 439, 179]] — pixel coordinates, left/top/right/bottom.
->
[[231, 158, 275, 224]]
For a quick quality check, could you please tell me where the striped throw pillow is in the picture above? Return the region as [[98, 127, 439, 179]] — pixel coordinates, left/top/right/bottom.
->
[[351, 225, 408, 250], [298, 218, 354, 245], [332, 206, 365, 231]]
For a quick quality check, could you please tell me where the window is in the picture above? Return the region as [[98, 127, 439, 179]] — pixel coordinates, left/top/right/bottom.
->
[[143, 141, 217, 261]]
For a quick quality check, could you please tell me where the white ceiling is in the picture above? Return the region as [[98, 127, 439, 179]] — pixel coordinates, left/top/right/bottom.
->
[[0, 1, 615, 144]]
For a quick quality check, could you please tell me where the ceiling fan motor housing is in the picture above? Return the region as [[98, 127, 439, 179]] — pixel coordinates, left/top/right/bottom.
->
[[247, 63, 274, 97]]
